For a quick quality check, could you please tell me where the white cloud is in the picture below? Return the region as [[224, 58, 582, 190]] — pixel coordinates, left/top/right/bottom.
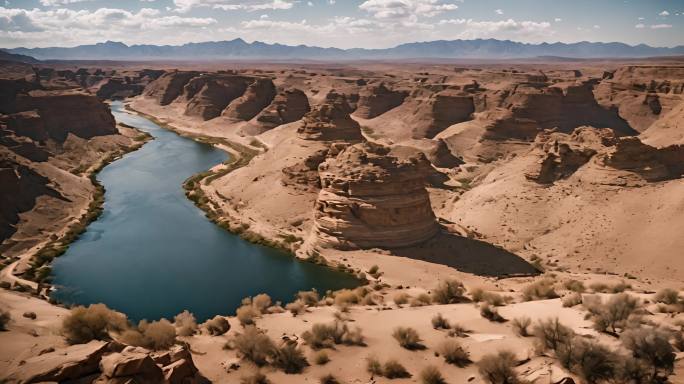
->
[[494, 9, 503, 15], [658, 10, 669, 16], [593, 24, 600, 29], [650, 23, 672, 29], [307, 1, 313, 5], [554, 17, 561, 22], [359, 0, 458, 20], [635, 23, 645, 29], [173, 0, 294, 13], [39, 0, 91, 5], [438, 18, 552, 40], [638, 17, 644, 20]]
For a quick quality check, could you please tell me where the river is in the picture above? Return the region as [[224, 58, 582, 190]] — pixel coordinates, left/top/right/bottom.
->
[[50, 101, 357, 322]]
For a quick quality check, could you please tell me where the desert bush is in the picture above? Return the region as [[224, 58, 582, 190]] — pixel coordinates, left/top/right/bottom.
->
[[586, 293, 640, 334], [297, 290, 320, 306], [410, 293, 432, 307], [621, 327, 675, 381], [312, 350, 330, 365], [366, 355, 383, 376], [392, 327, 424, 350], [610, 281, 631, 293], [620, 357, 653, 384], [432, 279, 467, 304], [393, 292, 410, 306], [533, 318, 574, 353], [174, 310, 198, 336], [556, 337, 617, 384], [272, 342, 309, 374], [0, 307, 11, 331], [368, 265, 381, 279], [252, 294, 272, 313], [589, 282, 609, 293], [203, 315, 230, 336], [480, 304, 506, 322], [512, 317, 531, 337], [654, 288, 680, 305], [234, 325, 277, 366], [449, 323, 471, 337], [120, 319, 177, 350], [320, 374, 341, 384], [477, 350, 520, 384], [285, 300, 307, 316], [383, 359, 411, 379], [522, 279, 559, 301], [470, 287, 505, 306], [333, 289, 360, 309], [302, 321, 365, 349], [237, 304, 260, 326], [420, 365, 446, 384], [562, 292, 583, 308], [438, 339, 471, 367], [62, 303, 128, 344], [432, 313, 451, 329], [240, 371, 271, 384], [564, 279, 586, 293]]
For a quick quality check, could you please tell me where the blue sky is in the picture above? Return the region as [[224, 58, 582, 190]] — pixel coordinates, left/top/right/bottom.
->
[[0, 0, 682, 48]]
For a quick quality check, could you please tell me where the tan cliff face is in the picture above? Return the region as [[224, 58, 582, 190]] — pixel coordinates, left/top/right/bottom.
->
[[311, 142, 440, 250], [297, 92, 363, 142]]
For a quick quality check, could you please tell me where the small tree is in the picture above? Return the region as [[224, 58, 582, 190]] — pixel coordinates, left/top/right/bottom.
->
[[621, 327, 675, 382], [478, 350, 520, 384]]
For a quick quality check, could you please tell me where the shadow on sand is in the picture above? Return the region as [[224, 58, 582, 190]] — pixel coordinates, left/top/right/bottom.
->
[[391, 231, 540, 277]]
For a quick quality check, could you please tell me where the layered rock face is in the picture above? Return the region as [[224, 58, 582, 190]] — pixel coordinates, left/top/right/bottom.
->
[[297, 93, 363, 142], [182, 75, 249, 120], [95, 78, 145, 100], [222, 78, 277, 121], [255, 88, 310, 129], [354, 83, 407, 119], [406, 89, 475, 139], [143, 71, 199, 105], [311, 142, 440, 250], [604, 137, 684, 181]]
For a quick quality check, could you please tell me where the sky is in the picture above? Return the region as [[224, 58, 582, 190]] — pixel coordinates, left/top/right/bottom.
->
[[0, 0, 682, 49]]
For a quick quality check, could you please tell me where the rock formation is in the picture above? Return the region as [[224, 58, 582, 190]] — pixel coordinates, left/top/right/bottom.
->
[[297, 92, 363, 142], [354, 83, 407, 119], [254, 88, 310, 129], [143, 71, 199, 105], [311, 142, 440, 249], [182, 75, 250, 120], [222, 77, 277, 121]]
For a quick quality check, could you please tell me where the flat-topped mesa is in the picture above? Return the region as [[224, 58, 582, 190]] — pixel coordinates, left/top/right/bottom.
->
[[143, 71, 199, 105], [311, 142, 440, 250], [297, 92, 363, 142], [222, 77, 277, 121], [354, 83, 408, 119]]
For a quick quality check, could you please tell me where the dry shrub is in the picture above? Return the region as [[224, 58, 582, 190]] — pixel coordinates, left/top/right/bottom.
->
[[312, 350, 330, 365], [285, 300, 307, 316], [610, 281, 631, 293], [393, 292, 410, 306], [438, 339, 471, 367], [420, 365, 446, 384], [654, 288, 680, 305], [120, 319, 177, 350], [366, 355, 383, 376], [174, 310, 198, 336], [203, 315, 230, 336], [432, 313, 450, 329], [621, 327, 675, 382], [383, 359, 411, 379], [432, 279, 467, 304], [62, 303, 128, 344], [477, 350, 520, 384], [480, 303, 506, 323], [392, 326, 424, 350], [302, 321, 365, 349], [237, 304, 260, 326], [320, 374, 341, 384], [333, 289, 360, 309], [240, 370, 271, 384], [368, 265, 381, 279], [522, 279, 559, 301], [234, 325, 276, 366], [0, 307, 11, 331], [470, 288, 505, 306], [533, 317, 574, 353], [297, 290, 320, 306], [562, 292, 583, 308], [589, 282, 609, 293], [556, 337, 617, 384], [585, 293, 640, 334], [449, 323, 471, 338], [252, 294, 272, 313], [410, 293, 432, 307], [564, 279, 586, 293], [272, 342, 309, 374], [511, 317, 531, 337]]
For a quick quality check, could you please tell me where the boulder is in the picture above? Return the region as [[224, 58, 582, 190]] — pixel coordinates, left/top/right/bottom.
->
[[99, 346, 163, 381], [163, 358, 197, 384]]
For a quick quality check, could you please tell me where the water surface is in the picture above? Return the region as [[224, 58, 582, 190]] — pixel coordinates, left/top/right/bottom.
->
[[51, 101, 357, 321]]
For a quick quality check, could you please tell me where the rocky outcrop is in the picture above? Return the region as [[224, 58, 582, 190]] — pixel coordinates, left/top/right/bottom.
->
[[311, 142, 440, 250], [281, 148, 329, 191], [419, 90, 475, 138], [255, 88, 310, 129], [604, 137, 684, 181], [354, 83, 407, 119], [143, 71, 199, 105], [99, 346, 164, 382], [222, 78, 276, 121], [183, 75, 250, 120], [297, 93, 363, 142], [95, 78, 145, 100]]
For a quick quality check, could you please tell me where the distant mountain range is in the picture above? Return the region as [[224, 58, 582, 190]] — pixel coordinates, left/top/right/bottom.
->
[[4, 39, 684, 61]]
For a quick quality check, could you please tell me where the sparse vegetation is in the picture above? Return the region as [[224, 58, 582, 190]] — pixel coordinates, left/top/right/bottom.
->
[[449, 323, 471, 338], [654, 288, 680, 305], [302, 320, 365, 349], [240, 371, 271, 384], [621, 327, 675, 382], [203, 315, 230, 336], [297, 290, 320, 306], [320, 374, 341, 384], [512, 317, 531, 337], [556, 337, 617, 384], [392, 327, 425, 350], [366, 355, 383, 376], [174, 310, 198, 336], [410, 293, 432, 307], [312, 350, 330, 365], [533, 317, 574, 353], [584, 293, 640, 334], [480, 303, 506, 322], [420, 365, 447, 384], [393, 292, 410, 306], [438, 339, 471, 367], [563, 279, 586, 293], [383, 359, 411, 379], [62, 303, 128, 344], [432, 279, 467, 304], [562, 292, 583, 307], [477, 350, 520, 384], [120, 318, 177, 350], [470, 287, 505, 306], [285, 300, 307, 316], [233, 325, 277, 366], [522, 278, 559, 301], [432, 313, 451, 329], [272, 342, 309, 374]]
